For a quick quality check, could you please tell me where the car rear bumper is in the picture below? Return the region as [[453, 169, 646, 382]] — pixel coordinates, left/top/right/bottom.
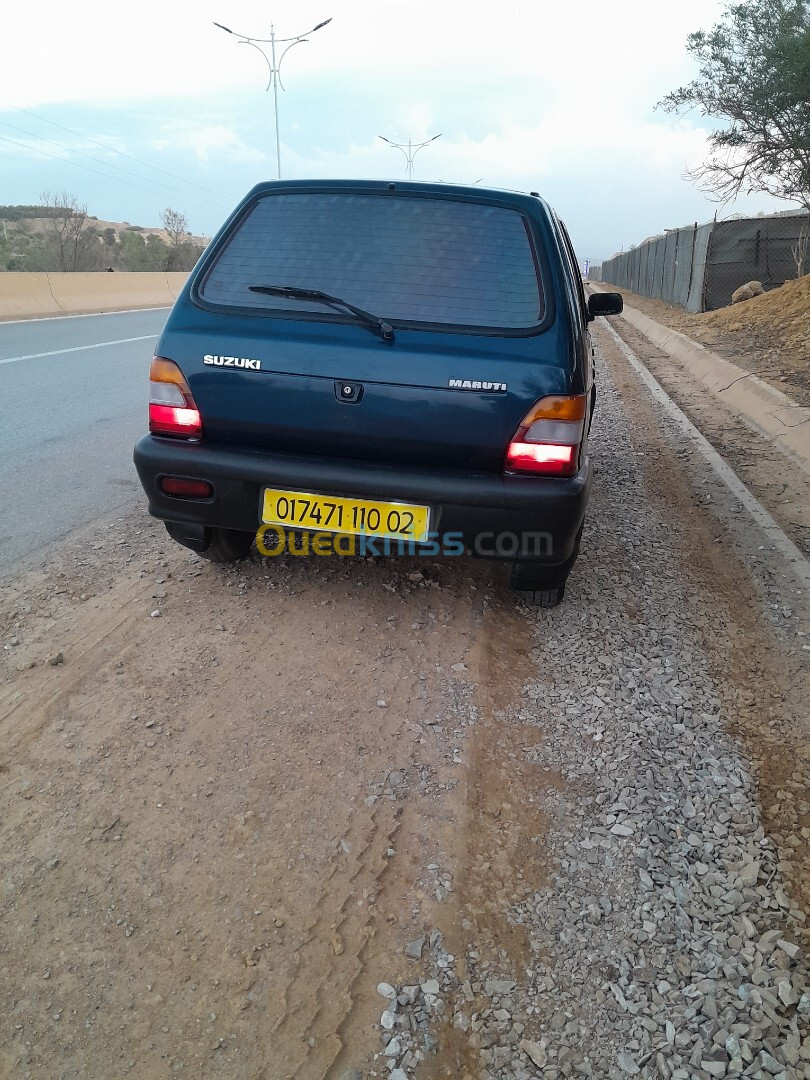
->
[[133, 435, 591, 567]]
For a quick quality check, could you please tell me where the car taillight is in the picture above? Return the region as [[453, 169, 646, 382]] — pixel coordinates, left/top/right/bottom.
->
[[505, 394, 587, 477], [149, 357, 202, 439]]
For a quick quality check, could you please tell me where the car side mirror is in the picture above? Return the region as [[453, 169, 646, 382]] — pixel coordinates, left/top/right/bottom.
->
[[587, 292, 623, 317]]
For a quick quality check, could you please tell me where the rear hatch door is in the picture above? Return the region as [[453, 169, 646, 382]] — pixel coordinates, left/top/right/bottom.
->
[[161, 185, 574, 472]]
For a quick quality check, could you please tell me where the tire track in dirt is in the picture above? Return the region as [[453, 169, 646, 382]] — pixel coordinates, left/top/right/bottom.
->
[[0, 521, 511, 1079], [409, 597, 565, 1079], [0, 579, 155, 752], [265, 799, 402, 1078]]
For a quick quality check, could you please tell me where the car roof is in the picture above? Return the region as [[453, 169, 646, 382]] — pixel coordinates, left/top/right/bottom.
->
[[241, 178, 552, 217]]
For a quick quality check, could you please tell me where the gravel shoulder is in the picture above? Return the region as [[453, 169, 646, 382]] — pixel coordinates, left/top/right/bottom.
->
[[1, 328, 808, 1079], [599, 308, 810, 563]]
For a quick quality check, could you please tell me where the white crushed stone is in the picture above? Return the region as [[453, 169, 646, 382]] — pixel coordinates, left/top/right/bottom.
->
[[371, 356, 808, 1079]]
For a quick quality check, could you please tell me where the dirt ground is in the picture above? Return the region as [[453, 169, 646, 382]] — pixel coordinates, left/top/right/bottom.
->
[[601, 275, 810, 406], [0, 518, 550, 1079], [1, 331, 808, 1079]]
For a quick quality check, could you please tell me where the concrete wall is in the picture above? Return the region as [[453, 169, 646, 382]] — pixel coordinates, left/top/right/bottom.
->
[[0, 272, 188, 320], [601, 212, 810, 313]]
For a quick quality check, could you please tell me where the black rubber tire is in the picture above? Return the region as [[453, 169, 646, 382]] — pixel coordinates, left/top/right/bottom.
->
[[520, 585, 566, 609], [197, 527, 255, 563], [509, 524, 583, 598]]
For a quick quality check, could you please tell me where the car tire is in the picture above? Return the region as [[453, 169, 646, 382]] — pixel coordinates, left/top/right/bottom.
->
[[520, 585, 565, 608], [509, 523, 583, 601], [197, 527, 255, 563]]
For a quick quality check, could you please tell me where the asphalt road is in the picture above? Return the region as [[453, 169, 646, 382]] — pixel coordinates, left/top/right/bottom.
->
[[0, 308, 169, 578]]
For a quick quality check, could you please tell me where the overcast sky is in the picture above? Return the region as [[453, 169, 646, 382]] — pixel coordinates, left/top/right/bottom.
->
[[0, 0, 794, 262]]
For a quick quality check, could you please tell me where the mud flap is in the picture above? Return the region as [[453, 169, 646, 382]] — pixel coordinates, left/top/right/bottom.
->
[[164, 521, 211, 553]]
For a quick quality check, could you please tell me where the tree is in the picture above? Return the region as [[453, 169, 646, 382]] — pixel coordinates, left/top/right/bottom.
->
[[118, 229, 148, 271], [39, 191, 102, 271], [160, 207, 203, 271], [658, 0, 810, 214]]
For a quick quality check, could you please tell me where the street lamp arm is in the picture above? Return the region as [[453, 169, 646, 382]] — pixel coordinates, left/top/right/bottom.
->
[[227, 19, 332, 46], [276, 38, 306, 91], [238, 39, 274, 91], [273, 18, 333, 43], [214, 14, 331, 180], [413, 134, 443, 156], [274, 17, 334, 42], [378, 133, 441, 178], [379, 138, 410, 165], [213, 22, 266, 41]]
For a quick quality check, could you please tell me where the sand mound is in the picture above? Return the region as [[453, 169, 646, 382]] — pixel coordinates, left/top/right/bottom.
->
[[597, 274, 810, 404], [699, 275, 810, 356]]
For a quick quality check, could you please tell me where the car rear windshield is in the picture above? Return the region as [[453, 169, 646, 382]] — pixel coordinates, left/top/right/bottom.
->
[[199, 192, 545, 330]]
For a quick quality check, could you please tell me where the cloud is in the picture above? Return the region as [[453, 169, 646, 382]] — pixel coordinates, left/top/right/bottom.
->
[[0, 0, 795, 254], [1, 0, 725, 111], [155, 124, 266, 165]]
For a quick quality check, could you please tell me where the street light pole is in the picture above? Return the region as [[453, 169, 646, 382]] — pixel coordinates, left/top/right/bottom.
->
[[378, 134, 442, 179], [269, 28, 281, 180], [214, 16, 332, 180]]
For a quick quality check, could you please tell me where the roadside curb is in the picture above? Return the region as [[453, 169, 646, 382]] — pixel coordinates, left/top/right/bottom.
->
[[601, 320, 810, 592], [588, 285, 810, 474]]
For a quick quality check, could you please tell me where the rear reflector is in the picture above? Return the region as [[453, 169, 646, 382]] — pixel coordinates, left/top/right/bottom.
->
[[505, 393, 587, 477], [160, 476, 213, 498], [149, 356, 202, 439]]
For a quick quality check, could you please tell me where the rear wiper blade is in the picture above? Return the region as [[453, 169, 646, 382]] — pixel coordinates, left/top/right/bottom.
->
[[248, 284, 394, 341]]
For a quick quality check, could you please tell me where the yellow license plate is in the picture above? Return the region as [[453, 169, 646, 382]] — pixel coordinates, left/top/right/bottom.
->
[[261, 487, 431, 543]]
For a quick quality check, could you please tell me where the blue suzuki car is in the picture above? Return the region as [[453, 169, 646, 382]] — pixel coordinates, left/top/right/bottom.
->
[[133, 179, 622, 606]]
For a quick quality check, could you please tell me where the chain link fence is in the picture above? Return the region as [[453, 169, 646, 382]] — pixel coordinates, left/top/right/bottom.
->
[[598, 210, 809, 312]]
